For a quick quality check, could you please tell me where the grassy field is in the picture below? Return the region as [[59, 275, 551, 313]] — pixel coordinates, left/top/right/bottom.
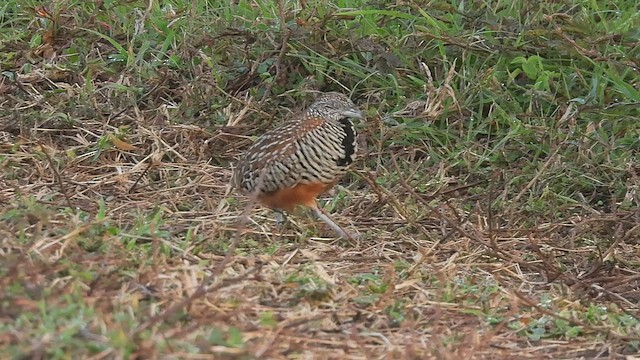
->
[[1, 0, 639, 358]]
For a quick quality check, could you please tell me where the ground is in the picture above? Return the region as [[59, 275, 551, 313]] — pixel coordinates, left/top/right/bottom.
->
[[1, 0, 639, 359]]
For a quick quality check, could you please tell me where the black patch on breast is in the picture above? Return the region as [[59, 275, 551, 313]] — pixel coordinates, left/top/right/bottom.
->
[[337, 118, 356, 166]]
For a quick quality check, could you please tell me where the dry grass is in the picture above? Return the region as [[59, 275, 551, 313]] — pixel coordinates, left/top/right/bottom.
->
[[1, 0, 640, 358], [2, 72, 639, 358]]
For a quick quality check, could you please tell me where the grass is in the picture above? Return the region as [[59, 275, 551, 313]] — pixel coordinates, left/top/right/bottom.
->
[[1, 0, 639, 358]]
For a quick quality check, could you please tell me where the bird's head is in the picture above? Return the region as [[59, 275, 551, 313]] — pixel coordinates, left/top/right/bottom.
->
[[306, 92, 363, 121]]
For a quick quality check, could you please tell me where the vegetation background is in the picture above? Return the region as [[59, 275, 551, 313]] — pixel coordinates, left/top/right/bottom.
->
[[1, 0, 638, 358]]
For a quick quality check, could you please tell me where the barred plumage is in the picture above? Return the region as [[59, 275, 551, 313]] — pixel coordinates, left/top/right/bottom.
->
[[233, 92, 363, 239]]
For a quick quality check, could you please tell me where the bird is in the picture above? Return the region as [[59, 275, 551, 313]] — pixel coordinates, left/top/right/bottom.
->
[[232, 91, 363, 239]]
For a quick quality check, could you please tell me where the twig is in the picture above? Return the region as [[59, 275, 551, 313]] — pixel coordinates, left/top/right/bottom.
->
[[356, 166, 434, 240], [133, 176, 263, 336], [390, 153, 570, 279], [132, 234, 257, 336], [390, 154, 484, 246], [390, 153, 640, 323], [39, 141, 76, 214], [128, 161, 153, 193]]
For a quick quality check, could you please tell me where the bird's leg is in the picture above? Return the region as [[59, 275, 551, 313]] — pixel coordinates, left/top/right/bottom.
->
[[309, 206, 359, 242], [271, 209, 289, 240], [274, 209, 288, 226]]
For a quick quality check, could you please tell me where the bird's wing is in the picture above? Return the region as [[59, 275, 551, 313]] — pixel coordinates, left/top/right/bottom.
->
[[235, 116, 348, 194]]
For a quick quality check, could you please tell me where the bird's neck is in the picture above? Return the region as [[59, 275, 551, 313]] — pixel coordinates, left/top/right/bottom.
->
[[336, 117, 357, 166]]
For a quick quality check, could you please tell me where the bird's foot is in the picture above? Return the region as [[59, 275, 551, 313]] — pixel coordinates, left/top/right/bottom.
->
[[275, 210, 287, 226], [342, 230, 361, 246]]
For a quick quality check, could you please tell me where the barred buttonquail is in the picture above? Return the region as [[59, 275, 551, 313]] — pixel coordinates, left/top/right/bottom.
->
[[233, 92, 363, 238]]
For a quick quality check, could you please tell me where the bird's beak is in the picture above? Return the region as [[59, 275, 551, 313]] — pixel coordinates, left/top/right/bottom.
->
[[343, 109, 363, 119]]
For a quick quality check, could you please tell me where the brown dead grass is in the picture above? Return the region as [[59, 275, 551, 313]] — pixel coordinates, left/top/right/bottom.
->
[[1, 49, 640, 360]]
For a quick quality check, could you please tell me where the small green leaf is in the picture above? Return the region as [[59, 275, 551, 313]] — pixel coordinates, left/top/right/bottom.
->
[[522, 55, 541, 80]]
